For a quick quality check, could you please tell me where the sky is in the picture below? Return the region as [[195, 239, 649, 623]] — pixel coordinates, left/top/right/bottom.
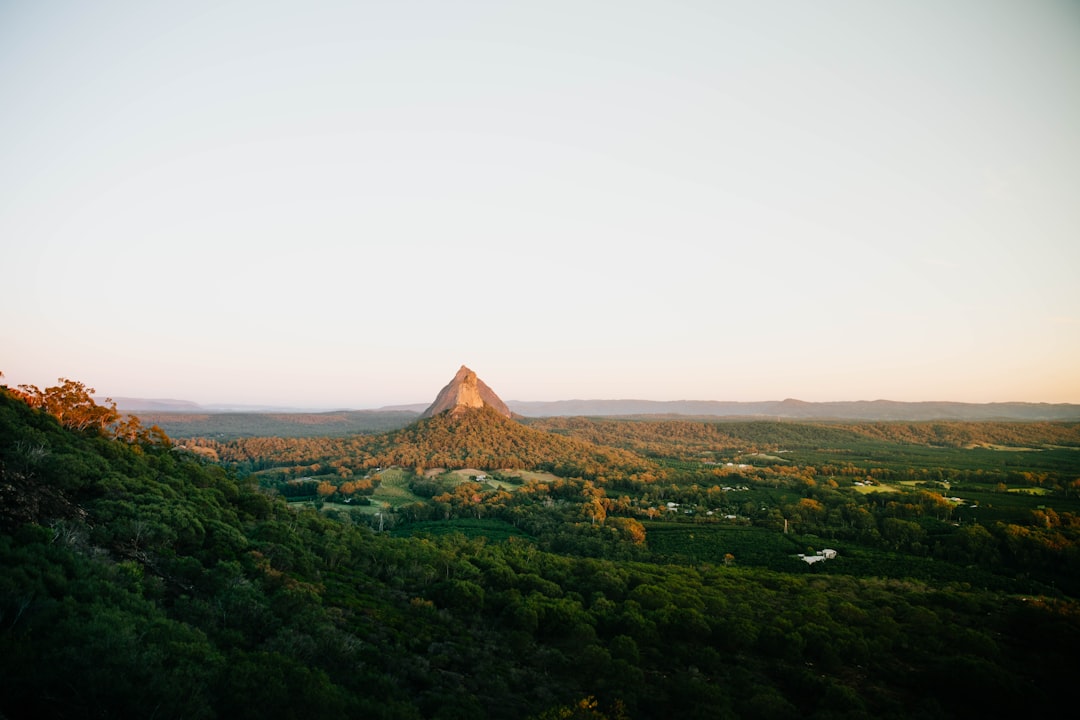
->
[[2, 0, 1080, 408]]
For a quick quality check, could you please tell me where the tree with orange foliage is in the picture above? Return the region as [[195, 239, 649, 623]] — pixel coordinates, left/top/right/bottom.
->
[[535, 695, 628, 720], [10, 376, 169, 446], [608, 517, 646, 545], [15, 378, 119, 432]]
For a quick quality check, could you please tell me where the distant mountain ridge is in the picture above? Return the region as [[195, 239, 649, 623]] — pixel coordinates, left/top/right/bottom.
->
[[505, 398, 1080, 421], [112, 397, 344, 413], [112, 397, 204, 412], [114, 395, 1080, 422]]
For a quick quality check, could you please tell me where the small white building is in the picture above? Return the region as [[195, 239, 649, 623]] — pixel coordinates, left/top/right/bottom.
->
[[798, 548, 839, 565]]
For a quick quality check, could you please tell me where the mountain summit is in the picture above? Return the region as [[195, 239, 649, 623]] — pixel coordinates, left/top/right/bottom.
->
[[420, 366, 512, 419]]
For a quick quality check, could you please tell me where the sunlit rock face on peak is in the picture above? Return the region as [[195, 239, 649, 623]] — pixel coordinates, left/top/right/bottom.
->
[[420, 366, 512, 419]]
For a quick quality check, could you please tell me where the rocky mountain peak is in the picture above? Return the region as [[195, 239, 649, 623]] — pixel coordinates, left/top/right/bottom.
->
[[420, 366, 512, 419]]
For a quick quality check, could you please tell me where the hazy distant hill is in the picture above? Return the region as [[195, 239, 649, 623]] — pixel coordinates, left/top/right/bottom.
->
[[113, 398, 336, 413], [117, 396, 1080, 439], [134, 409, 421, 438], [506, 398, 1080, 421], [112, 397, 204, 412]]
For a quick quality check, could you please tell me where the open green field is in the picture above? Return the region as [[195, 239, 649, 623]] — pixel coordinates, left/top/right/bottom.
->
[[852, 482, 901, 494], [425, 468, 560, 485], [430, 468, 521, 490], [318, 500, 378, 514], [291, 466, 564, 516], [367, 467, 424, 508], [509, 470, 561, 483], [973, 444, 1041, 452], [286, 467, 425, 513]]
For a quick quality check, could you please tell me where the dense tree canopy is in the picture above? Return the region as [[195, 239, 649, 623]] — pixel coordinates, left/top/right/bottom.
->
[[3, 382, 1080, 719]]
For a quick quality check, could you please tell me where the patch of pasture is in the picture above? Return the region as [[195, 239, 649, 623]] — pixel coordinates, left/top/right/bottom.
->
[[422, 468, 558, 485], [740, 452, 790, 463], [436, 468, 522, 490], [852, 482, 901, 494], [970, 444, 1042, 452], [367, 468, 424, 507], [509, 470, 560, 483], [421, 467, 556, 490], [444, 468, 489, 480], [320, 500, 379, 515]]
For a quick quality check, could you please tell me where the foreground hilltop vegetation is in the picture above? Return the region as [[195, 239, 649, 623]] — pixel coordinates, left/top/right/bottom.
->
[[3, 375, 1080, 719]]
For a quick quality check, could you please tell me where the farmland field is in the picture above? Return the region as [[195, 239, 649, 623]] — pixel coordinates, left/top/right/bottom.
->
[[368, 467, 424, 507]]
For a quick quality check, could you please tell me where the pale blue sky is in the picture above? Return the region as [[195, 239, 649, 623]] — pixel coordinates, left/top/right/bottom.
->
[[3, 1, 1079, 407]]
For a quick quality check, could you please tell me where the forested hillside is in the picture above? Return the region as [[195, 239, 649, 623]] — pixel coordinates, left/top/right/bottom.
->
[[371, 407, 650, 476], [179, 406, 653, 480], [3, 383, 1080, 719], [526, 416, 1080, 456]]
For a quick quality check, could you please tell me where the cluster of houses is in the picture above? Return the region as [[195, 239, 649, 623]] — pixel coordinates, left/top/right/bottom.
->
[[659, 487, 750, 520], [663, 501, 739, 518], [797, 548, 838, 565]]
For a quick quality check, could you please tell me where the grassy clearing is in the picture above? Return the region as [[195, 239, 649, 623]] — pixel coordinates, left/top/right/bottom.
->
[[740, 453, 790, 463], [433, 469, 522, 490], [287, 497, 385, 515], [511, 470, 560, 483], [299, 466, 560, 515], [301, 469, 424, 514], [319, 500, 378, 514], [366, 468, 424, 508], [439, 468, 560, 484], [444, 468, 490, 480], [852, 483, 901, 494], [424, 467, 560, 487]]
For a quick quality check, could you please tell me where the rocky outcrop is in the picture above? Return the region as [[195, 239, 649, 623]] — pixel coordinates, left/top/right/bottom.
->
[[420, 366, 512, 419]]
